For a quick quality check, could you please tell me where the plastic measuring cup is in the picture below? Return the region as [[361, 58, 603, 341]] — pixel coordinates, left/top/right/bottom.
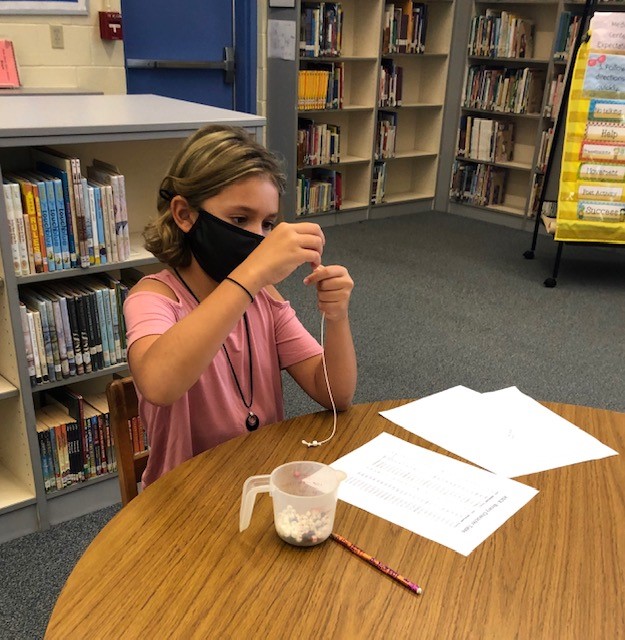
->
[[239, 461, 347, 546]]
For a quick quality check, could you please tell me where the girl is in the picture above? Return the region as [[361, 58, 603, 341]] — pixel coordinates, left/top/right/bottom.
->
[[124, 125, 357, 487]]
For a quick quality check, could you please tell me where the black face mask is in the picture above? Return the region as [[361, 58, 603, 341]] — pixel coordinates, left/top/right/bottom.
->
[[185, 208, 264, 282]]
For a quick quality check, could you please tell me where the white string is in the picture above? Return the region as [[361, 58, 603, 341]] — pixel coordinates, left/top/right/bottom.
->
[[302, 311, 338, 448]]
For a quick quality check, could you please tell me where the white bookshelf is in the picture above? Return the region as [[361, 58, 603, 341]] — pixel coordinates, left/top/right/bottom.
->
[[266, 0, 455, 224], [0, 94, 264, 542]]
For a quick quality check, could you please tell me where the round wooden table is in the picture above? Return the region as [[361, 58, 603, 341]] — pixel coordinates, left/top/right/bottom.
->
[[46, 400, 625, 639]]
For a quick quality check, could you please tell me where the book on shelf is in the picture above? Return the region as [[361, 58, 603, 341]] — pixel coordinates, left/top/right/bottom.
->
[[300, 2, 343, 58], [34, 387, 117, 493], [297, 118, 341, 166], [4, 173, 45, 273], [469, 11, 534, 59], [376, 110, 398, 160], [379, 59, 403, 108], [383, 2, 428, 54], [450, 161, 506, 207], [457, 116, 514, 163], [554, 12, 582, 63], [296, 168, 342, 216], [32, 147, 90, 268], [372, 161, 387, 204], [462, 66, 546, 114], [536, 127, 554, 173], [298, 61, 344, 110], [544, 73, 565, 118], [88, 158, 130, 262], [18, 277, 128, 387], [2, 179, 29, 276]]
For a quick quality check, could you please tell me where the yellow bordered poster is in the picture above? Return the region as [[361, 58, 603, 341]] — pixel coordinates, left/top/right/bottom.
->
[[556, 13, 625, 243]]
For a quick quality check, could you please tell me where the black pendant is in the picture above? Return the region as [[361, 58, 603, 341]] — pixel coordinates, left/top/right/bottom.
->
[[246, 412, 260, 432]]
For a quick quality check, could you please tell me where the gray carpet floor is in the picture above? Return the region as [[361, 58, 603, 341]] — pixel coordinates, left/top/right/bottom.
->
[[2, 210, 624, 639]]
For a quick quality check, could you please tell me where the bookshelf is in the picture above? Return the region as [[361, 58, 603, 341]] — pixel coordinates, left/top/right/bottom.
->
[[0, 94, 264, 542], [266, 0, 455, 225], [447, 1, 563, 220]]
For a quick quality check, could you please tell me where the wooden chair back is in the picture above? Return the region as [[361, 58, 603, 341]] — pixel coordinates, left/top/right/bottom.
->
[[106, 376, 148, 506]]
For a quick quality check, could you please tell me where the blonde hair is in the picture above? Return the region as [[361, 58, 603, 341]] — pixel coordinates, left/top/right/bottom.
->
[[143, 124, 287, 267]]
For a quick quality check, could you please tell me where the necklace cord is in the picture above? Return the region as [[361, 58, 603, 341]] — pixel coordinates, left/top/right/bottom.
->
[[173, 268, 254, 411], [302, 312, 338, 448]]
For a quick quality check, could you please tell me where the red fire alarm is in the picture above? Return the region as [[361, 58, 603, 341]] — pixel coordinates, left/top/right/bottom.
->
[[99, 11, 123, 41]]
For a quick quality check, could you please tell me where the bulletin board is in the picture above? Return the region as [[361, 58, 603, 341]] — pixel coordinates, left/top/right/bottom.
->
[[556, 12, 625, 244]]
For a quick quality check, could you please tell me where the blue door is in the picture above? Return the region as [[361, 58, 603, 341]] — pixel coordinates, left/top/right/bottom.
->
[[121, 0, 257, 113]]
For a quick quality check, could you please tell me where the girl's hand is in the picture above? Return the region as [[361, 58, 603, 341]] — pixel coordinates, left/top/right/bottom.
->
[[239, 222, 325, 289], [303, 264, 354, 321]]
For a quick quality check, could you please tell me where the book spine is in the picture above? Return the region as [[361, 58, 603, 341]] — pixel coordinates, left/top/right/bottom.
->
[[37, 426, 51, 492], [50, 178, 71, 269], [10, 183, 30, 275], [92, 185, 107, 264], [19, 303, 36, 385], [50, 298, 70, 378], [30, 182, 49, 272], [48, 425, 63, 490], [3, 182, 22, 275], [26, 310, 43, 384], [99, 286, 116, 365], [57, 295, 76, 377], [82, 178, 96, 265], [19, 182, 44, 272], [62, 294, 84, 375], [42, 179, 63, 271], [75, 293, 94, 373], [93, 288, 111, 368]]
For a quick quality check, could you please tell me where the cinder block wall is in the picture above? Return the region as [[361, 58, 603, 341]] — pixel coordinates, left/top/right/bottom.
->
[[0, 1, 125, 93]]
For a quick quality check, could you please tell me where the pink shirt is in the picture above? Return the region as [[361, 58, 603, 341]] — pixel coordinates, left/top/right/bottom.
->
[[123, 269, 323, 487]]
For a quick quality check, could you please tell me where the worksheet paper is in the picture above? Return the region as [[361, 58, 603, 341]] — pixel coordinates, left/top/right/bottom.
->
[[332, 433, 538, 556], [379, 386, 618, 478]]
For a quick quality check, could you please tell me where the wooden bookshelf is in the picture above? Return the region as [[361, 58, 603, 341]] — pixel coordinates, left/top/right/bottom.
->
[[447, 0, 569, 221], [266, 0, 455, 223], [0, 94, 264, 542]]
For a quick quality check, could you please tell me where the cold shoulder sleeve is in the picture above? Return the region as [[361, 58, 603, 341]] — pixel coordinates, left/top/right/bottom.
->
[[123, 290, 183, 353], [268, 296, 323, 369]]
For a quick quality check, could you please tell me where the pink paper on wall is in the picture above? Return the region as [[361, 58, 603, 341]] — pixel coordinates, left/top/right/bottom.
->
[[0, 40, 20, 88]]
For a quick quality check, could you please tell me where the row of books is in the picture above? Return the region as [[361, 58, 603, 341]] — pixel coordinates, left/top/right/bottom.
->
[[379, 59, 404, 107], [19, 272, 141, 387], [529, 173, 545, 217], [300, 2, 343, 58], [375, 111, 398, 160], [36, 388, 117, 492], [536, 127, 555, 174], [2, 147, 130, 276], [554, 13, 582, 62], [297, 119, 341, 167], [450, 161, 506, 207], [296, 169, 342, 215], [382, 2, 428, 54], [297, 62, 344, 110], [456, 116, 514, 163], [462, 66, 546, 114], [468, 11, 535, 59], [371, 161, 387, 204], [543, 73, 565, 118]]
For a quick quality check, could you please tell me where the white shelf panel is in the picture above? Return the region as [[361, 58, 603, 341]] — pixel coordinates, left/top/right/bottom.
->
[[387, 151, 438, 161], [0, 94, 265, 146], [456, 156, 533, 171], [31, 362, 129, 394], [0, 464, 35, 511], [299, 106, 374, 113], [461, 107, 542, 120], [298, 154, 370, 170], [0, 375, 18, 399], [382, 191, 435, 204], [16, 233, 157, 284]]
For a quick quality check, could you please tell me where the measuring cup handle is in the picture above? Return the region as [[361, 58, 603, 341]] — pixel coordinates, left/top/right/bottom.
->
[[239, 474, 271, 532]]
